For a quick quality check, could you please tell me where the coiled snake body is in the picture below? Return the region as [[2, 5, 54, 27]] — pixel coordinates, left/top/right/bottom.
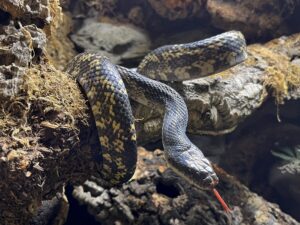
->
[[66, 31, 247, 189]]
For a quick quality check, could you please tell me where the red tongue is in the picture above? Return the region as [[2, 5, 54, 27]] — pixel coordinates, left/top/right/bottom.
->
[[212, 188, 231, 212]]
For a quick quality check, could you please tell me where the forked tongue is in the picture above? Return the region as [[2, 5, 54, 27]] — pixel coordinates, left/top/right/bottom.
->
[[212, 188, 231, 213]]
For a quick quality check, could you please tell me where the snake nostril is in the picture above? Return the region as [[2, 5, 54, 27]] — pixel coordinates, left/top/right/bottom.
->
[[155, 179, 181, 198]]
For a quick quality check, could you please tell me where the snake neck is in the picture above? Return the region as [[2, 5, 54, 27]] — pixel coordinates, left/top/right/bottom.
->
[[161, 100, 217, 189], [117, 66, 218, 189], [117, 66, 190, 149]]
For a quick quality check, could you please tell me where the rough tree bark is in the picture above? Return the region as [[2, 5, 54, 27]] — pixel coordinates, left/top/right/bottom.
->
[[0, 1, 101, 224], [73, 148, 300, 225]]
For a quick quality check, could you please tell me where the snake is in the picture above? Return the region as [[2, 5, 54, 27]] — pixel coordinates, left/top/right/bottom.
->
[[65, 31, 247, 189]]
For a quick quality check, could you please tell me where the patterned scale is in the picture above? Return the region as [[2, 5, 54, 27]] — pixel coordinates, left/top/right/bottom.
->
[[65, 31, 247, 189]]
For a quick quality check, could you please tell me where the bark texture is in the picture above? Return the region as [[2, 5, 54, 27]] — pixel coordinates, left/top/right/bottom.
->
[[66, 0, 300, 39], [0, 2, 102, 224], [73, 148, 300, 225]]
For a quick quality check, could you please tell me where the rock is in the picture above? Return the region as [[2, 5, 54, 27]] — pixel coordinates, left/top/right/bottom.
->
[[0, 23, 46, 67], [69, 0, 118, 19], [46, 12, 77, 71], [70, 21, 151, 65], [0, 22, 47, 103], [127, 6, 146, 27], [0, 0, 51, 22], [0, 64, 25, 99], [66, 0, 300, 40], [0, 0, 62, 29], [206, 0, 300, 39], [147, 0, 206, 20]]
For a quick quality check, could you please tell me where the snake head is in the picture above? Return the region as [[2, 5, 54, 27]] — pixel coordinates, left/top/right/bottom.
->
[[165, 146, 219, 190]]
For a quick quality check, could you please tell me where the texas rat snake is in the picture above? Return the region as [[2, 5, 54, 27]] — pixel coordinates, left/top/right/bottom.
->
[[65, 31, 247, 189]]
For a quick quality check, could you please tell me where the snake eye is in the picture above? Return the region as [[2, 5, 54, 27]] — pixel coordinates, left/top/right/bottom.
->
[[203, 174, 219, 188], [166, 149, 219, 190]]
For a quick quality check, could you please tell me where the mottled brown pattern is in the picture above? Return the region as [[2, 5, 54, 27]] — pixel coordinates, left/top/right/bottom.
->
[[137, 31, 247, 81]]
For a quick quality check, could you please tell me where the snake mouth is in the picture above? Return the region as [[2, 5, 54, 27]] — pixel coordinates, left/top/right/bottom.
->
[[197, 171, 219, 190], [166, 158, 219, 190]]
